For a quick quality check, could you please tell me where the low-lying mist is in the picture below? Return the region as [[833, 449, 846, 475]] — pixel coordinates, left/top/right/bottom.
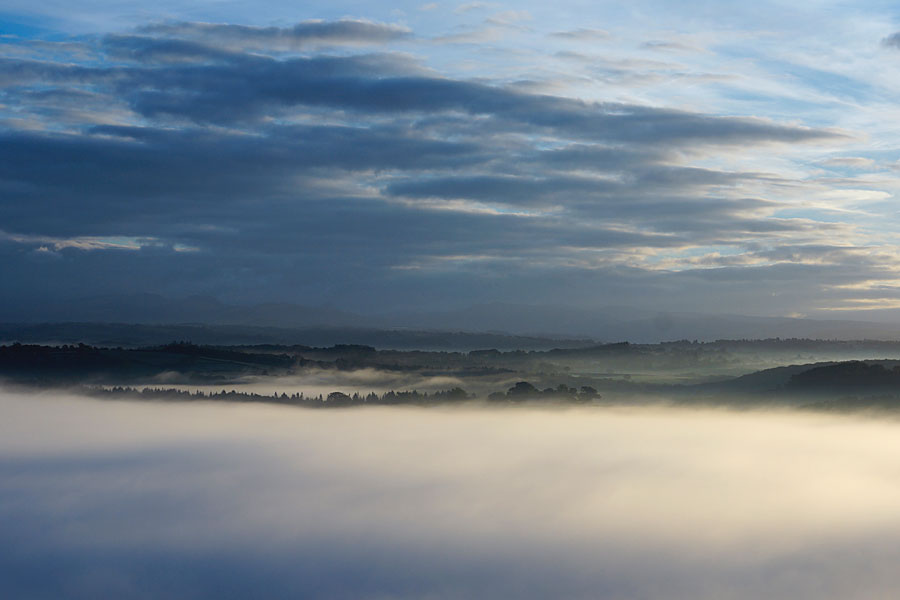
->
[[147, 366, 480, 398], [3, 389, 900, 599]]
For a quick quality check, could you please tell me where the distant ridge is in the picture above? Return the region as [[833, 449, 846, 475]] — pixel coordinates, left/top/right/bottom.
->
[[0, 322, 595, 351], [6, 294, 900, 343]]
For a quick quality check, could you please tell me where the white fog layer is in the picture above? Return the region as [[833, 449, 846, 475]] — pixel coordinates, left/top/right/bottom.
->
[[3, 389, 900, 599]]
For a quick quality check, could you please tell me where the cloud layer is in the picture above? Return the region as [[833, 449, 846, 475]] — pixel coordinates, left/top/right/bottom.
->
[[4, 390, 900, 598], [2, 8, 900, 319]]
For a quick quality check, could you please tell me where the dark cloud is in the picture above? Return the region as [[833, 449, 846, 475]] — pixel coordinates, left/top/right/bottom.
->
[[0, 57, 118, 86], [387, 174, 621, 205], [108, 53, 838, 145], [101, 35, 241, 64], [2, 46, 839, 145], [0, 125, 479, 225], [532, 144, 668, 170], [882, 32, 900, 48]]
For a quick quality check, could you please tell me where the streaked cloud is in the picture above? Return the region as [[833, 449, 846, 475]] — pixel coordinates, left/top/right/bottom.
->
[[1, 2, 899, 321], [137, 19, 412, 50], [550, 28, 610, 40]]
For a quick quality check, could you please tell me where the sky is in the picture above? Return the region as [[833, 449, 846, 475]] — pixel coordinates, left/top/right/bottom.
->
[[4, 1, 900, 321]]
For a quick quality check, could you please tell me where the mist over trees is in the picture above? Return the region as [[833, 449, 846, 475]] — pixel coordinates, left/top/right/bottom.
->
[[6, 339, 900, 410]]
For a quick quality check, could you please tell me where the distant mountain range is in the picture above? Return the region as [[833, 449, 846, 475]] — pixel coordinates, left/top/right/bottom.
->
[[0, 322, 594, 351], [5, 293, 900, 343]]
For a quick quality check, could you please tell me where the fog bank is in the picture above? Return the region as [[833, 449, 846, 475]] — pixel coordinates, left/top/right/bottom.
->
[[3, 389, 900, 599]]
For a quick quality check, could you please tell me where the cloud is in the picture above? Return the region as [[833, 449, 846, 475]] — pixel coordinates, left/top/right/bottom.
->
[[118, 54, 825, 144], [5, 390, 900, 599], [550, 28, 611, 40], [0, 229, 148, 251], [641, 40, 706, 53], [1, 46, 841, 146], [138, 19, 412, 50], [0, 17, 879, 318], [819, 156, 877, 169], [101, 34, 241, 64], [454, 2, 494, 14], [882, 32, 900, 49], [485, 10, 532, 27]]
